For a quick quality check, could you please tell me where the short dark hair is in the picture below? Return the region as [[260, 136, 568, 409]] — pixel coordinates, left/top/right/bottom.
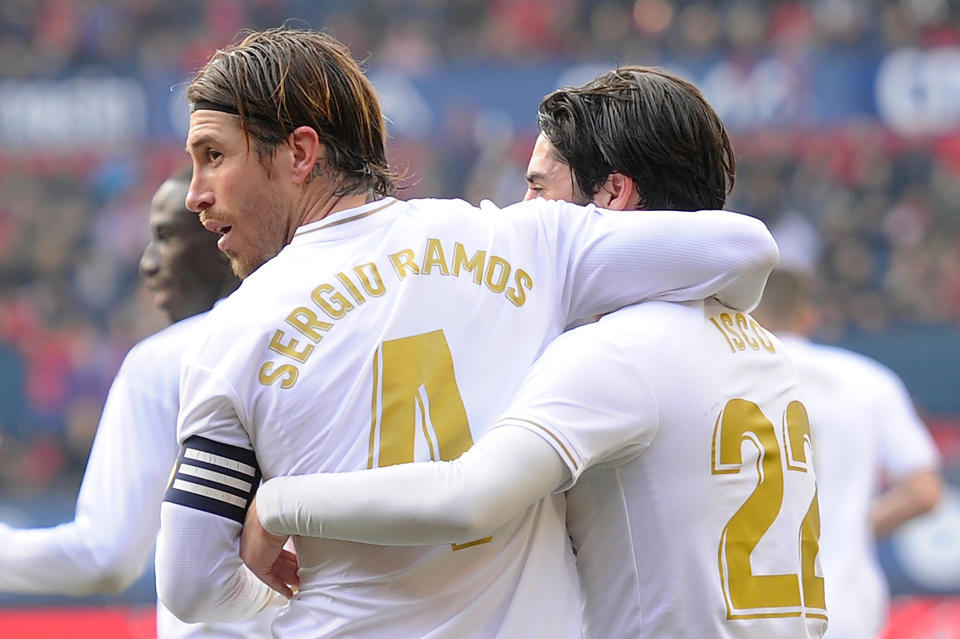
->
[[169, 164, 193, 186], [537, 66, 735, 211], [755, 269, 814, 325], [186, 27, 397, 198]]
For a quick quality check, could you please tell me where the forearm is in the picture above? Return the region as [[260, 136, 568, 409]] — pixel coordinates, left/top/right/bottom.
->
[[0, 361, 184, 597], [870, 469, 943, 538], [0, 427, 165, 596], [569, 208, 779, 318], [156, 503, 282, 623], [710, 214, 780, 312], [641, 209, 779, 312], [0, 520, 145, 595], [257, 426, 568, 544]]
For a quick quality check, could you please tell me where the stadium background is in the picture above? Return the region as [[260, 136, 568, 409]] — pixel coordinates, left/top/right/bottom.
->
[[0, 0, 959, 636]]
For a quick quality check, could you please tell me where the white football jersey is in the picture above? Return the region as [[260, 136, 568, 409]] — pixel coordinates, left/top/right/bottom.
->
[[499, 301, 826, 638], [0, 314, 277, 639], [778, 335, 940, 639], [173, 196, 775, 638]]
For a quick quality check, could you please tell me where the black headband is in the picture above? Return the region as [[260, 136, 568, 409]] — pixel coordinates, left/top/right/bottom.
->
[[190, 101, 281, 129], [190, 100, 241, 115]]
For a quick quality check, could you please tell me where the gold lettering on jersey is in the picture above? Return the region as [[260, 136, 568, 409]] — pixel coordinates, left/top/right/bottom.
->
[[719, 313, 746, 350], [452, 242, 485, 284], [337, 272, 366, 304], [393, 239, 531, 308], [710, 313, 776, 355], [355, 262, 386, 296], [389, 249, 420, 279], [736, 314, 759, 349], [258, 239, 535, 389], [484, 255, 510, 293], [452, 537, 493, 551], [750, 317, 777, 353], [312, 283, 355, 319], [709, 317, 737, 353], [286, 307, 333, 342], [506, 269, 533, 307], [268, 330, 315, 363], [258, 361, 299, 389], [421, 238, 450, 276]]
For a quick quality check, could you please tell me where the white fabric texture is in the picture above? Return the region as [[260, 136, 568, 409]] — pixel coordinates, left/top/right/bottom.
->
[[488, 320, 659, 490], [158, 196, 777, 637], [562, 302, 825, 638], [155, 503, 283, 623], [257, 426, 568, 543], [778, 335, 940, 639], [257, 300, 826, 638], [0, 315, 277, 638]]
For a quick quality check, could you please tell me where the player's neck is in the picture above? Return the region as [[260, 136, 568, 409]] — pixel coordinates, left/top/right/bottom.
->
[[294, 189, 372, 231]]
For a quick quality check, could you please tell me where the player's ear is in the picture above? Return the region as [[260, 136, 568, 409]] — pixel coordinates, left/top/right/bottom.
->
[[595, 172, 640, 211], [287, 125, 324, 185]]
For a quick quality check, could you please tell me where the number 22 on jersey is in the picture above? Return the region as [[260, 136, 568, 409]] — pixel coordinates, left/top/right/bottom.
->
[[368, 330, 491, 551], [712, 398, 827, 621]]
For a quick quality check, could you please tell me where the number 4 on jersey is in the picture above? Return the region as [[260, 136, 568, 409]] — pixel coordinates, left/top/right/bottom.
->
[[368, 330, 491, 550]]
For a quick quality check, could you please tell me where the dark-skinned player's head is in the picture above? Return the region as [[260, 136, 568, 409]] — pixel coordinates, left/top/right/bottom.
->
[[139, 166, 240, 324]]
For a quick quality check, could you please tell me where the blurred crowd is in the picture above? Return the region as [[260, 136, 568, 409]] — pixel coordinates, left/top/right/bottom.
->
[[1, 0, 958, 77], [732, 130, 960, 338], [0, 0, 958, 495]]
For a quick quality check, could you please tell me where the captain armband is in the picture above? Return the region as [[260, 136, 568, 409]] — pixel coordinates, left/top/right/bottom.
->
[[163, 436, 262, 524]]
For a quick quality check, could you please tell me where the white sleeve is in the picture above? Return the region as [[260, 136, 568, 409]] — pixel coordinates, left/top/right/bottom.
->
[[255, 315, 659, 544], [256, 426, 568, 544], [490, 315, 659, 488], [157, 365, 278, 622], [0, 364, 179, 595], [156, 503, 282, 622], [536, 201, 778, 319], [872, 366, 941, 478], [176, 362, 254, 448]]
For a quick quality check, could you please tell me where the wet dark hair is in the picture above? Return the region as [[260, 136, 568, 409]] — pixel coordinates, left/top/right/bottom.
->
[[187, 27, 397, 197], [537, 66, 735, 211]]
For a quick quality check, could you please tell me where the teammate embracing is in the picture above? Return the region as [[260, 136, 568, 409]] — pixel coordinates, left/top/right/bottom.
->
[[153, 28, 779, 639], [246, 67, 826, 638]]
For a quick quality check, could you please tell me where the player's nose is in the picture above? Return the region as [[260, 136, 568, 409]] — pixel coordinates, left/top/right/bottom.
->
[[140, 241, 160, 279], [186, 171, 213, 214]]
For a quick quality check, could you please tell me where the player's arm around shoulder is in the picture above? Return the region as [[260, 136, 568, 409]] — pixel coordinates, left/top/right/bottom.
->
[[518, 198, 778, 319], [252, 425, 568, 548], [493, 307, 662, 486]]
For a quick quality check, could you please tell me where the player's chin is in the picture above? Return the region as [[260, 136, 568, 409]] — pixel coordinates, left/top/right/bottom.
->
[[231, 249, 274, 280], [230, 255, 258, 280], [163, 300, 193, 324], [151, 288, 170, 312]]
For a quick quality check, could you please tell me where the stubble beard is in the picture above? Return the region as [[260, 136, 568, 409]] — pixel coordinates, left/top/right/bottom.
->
[[230, 197, 290, 280]]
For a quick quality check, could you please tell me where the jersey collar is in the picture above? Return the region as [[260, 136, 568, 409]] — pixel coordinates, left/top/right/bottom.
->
[[292, 198, 398, 243]]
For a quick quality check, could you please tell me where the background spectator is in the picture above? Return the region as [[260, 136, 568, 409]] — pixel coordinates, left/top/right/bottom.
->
[[1, 1, 959, 635]]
